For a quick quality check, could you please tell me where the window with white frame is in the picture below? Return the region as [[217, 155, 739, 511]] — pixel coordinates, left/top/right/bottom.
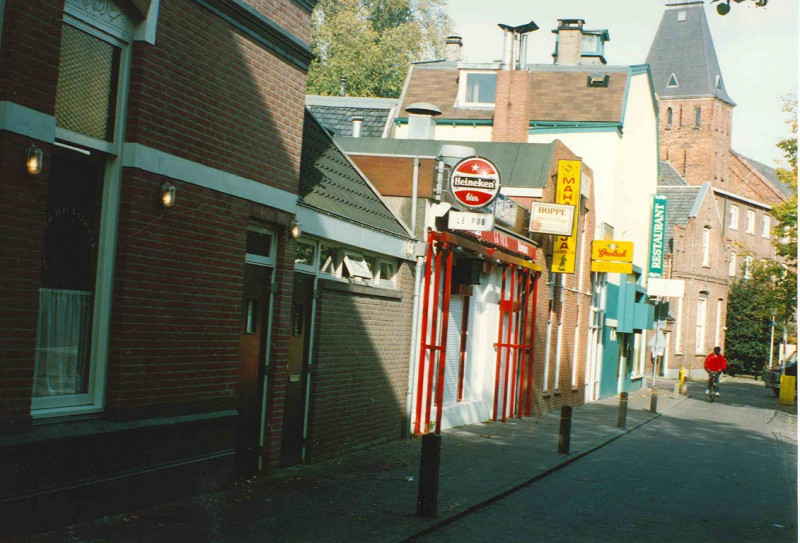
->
[[32, 7, 133, 415], [728, 252, 736, 277], [695, 297, 707, 354], [744, 255, 753, 279], [702, 227, 710, 266], [762, 215, 771, 237], [310, 241, 397, 287], [729, 205, 739, 230], [460, 72, 496, 106], [746, 209, 755, 234], [675, 296, 683, 353]]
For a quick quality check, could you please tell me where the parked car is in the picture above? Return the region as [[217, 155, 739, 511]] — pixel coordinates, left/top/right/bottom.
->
[[764, 352, 797, 397]]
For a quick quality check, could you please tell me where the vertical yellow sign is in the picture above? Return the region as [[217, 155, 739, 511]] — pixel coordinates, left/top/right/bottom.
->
[[551, 160, 581, 274]]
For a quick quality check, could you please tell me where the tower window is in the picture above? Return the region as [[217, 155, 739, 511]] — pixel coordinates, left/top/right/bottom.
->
[[667, 73, 679, 88], [666, 107, 673, 128], [694, 108, 701, 128]]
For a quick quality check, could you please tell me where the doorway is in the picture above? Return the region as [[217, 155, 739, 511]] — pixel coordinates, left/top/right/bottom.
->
[[281, 274, 314, 467], [236, 264, 272, 475]]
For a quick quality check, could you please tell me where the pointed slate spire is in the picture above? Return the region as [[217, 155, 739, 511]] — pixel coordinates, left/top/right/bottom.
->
[[646, 1, 736, 106]]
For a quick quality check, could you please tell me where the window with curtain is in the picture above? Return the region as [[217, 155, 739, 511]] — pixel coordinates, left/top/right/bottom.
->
[[702, 227, 710, 267]]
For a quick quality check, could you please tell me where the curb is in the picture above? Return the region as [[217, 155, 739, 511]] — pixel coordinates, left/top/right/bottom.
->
[[391, 393, 690, 543]]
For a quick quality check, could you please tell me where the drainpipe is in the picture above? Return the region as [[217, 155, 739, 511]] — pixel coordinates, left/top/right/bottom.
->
[[411, 157, 420, 234], [300, 275, 320, 462], [404, 252, 425, 437], [257, 276, 277, 472]]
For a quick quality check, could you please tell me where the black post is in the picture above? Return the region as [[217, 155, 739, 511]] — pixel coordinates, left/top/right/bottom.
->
[[650, 388, 658, 413], [416, 433, 441, 517], [558, 405, 572, 454], [617, 392, 628, 428]]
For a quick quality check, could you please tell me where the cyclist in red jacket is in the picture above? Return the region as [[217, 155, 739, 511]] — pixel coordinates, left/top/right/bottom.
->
[[704, 346, 728, 395]]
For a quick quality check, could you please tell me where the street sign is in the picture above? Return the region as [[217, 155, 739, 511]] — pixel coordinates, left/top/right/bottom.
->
[[449, 156, 501, 210], [551, 160, 581, 274], [529, 202, 575, 236], [648, 329, 667, 357], [648, 195, 667, 277], [647, 277, 685, 298], [448, 211, 495, 232]]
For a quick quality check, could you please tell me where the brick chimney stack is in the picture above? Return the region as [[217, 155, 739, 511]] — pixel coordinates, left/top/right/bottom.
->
[[445, 35, 463, 62]]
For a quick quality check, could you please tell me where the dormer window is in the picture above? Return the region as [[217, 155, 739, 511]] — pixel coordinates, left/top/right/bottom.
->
[[460, 71, 496, 107], [715, 74, 721, 89], [667, 73, 679, 88], [581, 33, 600, 54], [677, 11, 687, 21]]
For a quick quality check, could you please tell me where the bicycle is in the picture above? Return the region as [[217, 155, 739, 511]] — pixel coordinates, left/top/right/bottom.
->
[[707, 371, 721, 403]]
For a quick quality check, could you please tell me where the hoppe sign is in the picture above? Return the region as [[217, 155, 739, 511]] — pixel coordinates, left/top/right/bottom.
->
[[449, 156, 501, 209]]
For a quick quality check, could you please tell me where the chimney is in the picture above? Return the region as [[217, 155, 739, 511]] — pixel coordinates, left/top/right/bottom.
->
[[339, 76, 347, 96], [498, 21, 539, 71], [553, 19, 584, 65], [352, 117, 363, 138], [405, 102, 441, 139], [445, 35, 463, 62], [552, 19, 609, 66]]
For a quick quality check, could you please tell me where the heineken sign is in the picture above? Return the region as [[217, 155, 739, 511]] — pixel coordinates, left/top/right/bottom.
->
[[648, 195, 667, 277], [449, 156, 501, 209]]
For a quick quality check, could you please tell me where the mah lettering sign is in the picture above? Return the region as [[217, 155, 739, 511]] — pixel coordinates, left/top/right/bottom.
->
[[551, 160, 581, 274]]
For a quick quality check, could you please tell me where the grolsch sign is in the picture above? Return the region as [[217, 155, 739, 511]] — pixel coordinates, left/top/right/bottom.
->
[[449, 156, 501, 209]]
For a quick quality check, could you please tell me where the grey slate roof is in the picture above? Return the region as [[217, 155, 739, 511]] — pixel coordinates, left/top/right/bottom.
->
[[657, 182, 708, 252], [646, 1, 735, 106], [299, 109, 409, 238], [335, 137, 558, 189], [658, 160, 689, 186], [305, 95, 398, 137], [731, 150, 793, 198]]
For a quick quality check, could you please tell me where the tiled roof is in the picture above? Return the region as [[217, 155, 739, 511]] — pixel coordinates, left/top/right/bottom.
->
[[658, 183, 705, 252], [299, 110, 409, 238], [305, 95, 398, 137], [335, 137, 557, 189], [658, 160, 689, 186], [398, 62, 629, 124], [646, 2, 735, 106], [731, 150, 793, 198]]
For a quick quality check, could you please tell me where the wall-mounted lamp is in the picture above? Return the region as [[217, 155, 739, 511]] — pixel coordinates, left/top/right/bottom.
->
[[289, 218, 302, 239], [161, 182, 177, 208], [26, 145, 43, 175]]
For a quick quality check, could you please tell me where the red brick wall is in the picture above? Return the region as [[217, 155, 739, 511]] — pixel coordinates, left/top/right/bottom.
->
[[659, 98, 732, 185], [660, 190, 729, 373], [0, 0, 61, 110], [126, 0, 307, 192], [248, 0, 313, 43], [517, 141, 595, 414], [306, 263, 415, 462], [493, 71, 531, 143]]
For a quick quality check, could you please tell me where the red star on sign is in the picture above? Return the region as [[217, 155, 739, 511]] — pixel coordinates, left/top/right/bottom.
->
[[456, 158, 497, 177]]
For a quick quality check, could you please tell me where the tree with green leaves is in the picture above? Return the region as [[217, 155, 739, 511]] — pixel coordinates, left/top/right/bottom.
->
[[772, 96, 797, 266], [711, 0, 768, 16], [306, 0, 453, 98]]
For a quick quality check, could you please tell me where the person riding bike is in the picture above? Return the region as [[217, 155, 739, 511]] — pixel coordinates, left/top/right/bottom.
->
[[704, 346, 728, 396]]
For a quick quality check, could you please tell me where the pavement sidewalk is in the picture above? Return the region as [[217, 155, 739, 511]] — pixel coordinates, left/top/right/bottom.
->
[[12, 379, 687, 543]]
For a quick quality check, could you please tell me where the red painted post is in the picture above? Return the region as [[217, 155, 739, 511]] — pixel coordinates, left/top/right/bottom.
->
[[414, 234, 435, 435], [493, 267, 507, 421], [504, 266, 517, 421], [425, 242, 443, 433], [525, 273, 539, 417], [434, 247, 453, 434]]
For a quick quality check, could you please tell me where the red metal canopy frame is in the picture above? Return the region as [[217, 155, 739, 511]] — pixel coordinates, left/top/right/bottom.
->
[[414, 231, 541, 436]]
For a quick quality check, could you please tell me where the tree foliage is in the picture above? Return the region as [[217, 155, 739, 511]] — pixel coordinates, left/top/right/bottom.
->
[[306, 0, 453, 98], [725, 263, 785, 376], [711, 0, 768, 16], [772, 96, 798, 266]]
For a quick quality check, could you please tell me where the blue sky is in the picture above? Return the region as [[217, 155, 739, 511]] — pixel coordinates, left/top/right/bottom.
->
[[445, 0, 798, 168]]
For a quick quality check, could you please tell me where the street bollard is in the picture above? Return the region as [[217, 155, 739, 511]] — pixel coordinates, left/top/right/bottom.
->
[[558, 405, 572, 454], [416, 433, 441, 517], [650, 388, 658, 413], [617, 392, 628, 428]]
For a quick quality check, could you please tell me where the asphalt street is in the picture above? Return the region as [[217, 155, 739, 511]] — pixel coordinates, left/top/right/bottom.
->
[[418, 377, 798, 543]]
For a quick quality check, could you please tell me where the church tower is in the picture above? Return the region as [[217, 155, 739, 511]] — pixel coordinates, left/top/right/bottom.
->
[[646, 1, 735, 186]]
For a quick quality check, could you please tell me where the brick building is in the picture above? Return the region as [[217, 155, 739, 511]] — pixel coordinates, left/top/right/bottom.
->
[[645, 1, 793, 375], [0, 0, 414, 534], [388, 19, 658, 401], [338, 137, 596, 424]]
